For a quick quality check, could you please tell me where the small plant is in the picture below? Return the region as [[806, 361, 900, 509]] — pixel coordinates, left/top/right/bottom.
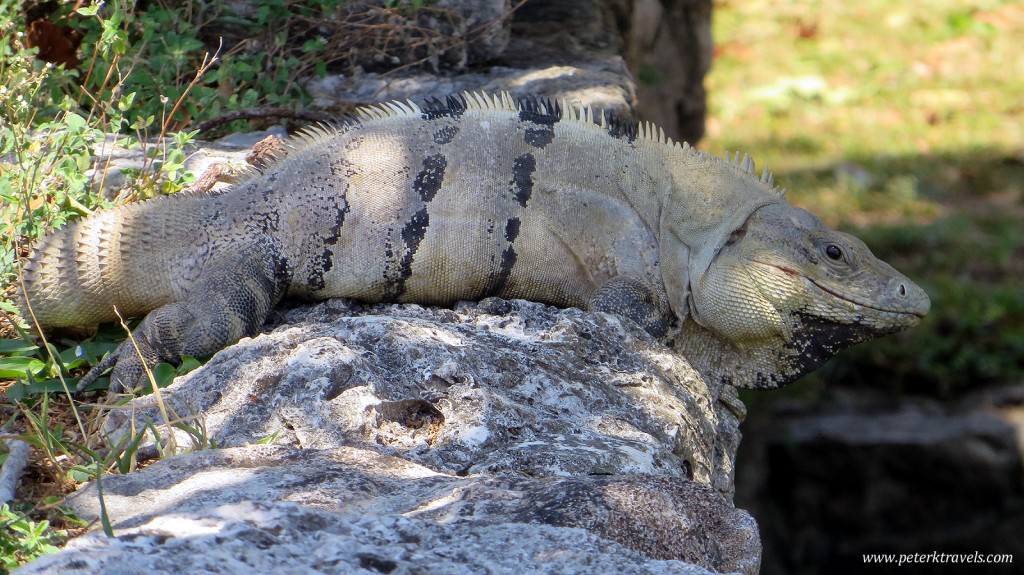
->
[[0, 503, 63, 571]]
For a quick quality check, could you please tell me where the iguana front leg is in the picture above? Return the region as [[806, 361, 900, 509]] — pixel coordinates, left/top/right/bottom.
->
[[589, 275, 671, 338], [77, 249, 289, 394]]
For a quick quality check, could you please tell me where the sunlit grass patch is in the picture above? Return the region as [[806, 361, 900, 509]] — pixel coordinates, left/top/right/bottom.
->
[[709, 0, 1024, 394]]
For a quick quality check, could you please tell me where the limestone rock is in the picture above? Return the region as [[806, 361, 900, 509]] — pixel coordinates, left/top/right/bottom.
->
[[211, 0, 511, 73], [99, 299, 742, 496], [22, 499, 728, 575], [85, 128, 288, 200], [24, 299, 760, 574], [46, 446, 758, 574]]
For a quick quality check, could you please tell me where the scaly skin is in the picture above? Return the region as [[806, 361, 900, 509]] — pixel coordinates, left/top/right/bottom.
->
[[675, 203, 929, 388], [13, 92, 929, 393]]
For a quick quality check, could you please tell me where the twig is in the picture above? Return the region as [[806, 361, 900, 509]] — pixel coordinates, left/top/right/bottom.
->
[[0, 438, 31, 503]]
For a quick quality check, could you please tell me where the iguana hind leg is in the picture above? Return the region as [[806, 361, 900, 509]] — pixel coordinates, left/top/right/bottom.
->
[[77, 248, 289, 394]]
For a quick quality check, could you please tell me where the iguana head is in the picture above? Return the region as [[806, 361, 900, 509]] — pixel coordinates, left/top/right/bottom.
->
[[674, 202, 930, 388]]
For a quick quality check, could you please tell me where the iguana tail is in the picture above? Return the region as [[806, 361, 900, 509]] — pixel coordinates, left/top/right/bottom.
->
[[16, 196, 205, 329]]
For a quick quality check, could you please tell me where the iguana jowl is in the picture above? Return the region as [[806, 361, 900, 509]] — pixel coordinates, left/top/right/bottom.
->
[[15, 92, 930, 392]]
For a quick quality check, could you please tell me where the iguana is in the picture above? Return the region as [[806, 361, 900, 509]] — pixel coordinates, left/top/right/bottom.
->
[[14, 92, 929, 392]]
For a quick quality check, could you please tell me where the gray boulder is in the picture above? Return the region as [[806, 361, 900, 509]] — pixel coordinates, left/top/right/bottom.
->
[[25, 499, 726, 575], [20, 299, 760, 574]]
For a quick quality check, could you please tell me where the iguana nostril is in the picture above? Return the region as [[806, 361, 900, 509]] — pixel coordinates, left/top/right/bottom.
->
[[899, 283, 906, 297]]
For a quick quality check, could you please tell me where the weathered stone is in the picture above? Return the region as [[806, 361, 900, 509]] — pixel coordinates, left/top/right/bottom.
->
[[101, 299, 742, 495], [305, 0, 714, 143], [304, 0, 635, 119], [79, 1, 712, 202], [25, 299, 760, 574], [434, 0, 512, 63], [50, 445, 758, 574], [85, 128, 288, 200], [21, 499, 730, 575], [210, 0, 511, 73]]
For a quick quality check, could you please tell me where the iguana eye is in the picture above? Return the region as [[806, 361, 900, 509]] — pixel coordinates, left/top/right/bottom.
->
[[825, 244, 843, 260]]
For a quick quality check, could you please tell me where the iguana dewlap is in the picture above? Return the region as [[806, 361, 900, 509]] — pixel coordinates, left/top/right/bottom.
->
[[15, 92, 930, 392]]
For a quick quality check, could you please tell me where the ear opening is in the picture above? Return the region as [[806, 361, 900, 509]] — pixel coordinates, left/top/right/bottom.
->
[[724, 222, 747, 247]]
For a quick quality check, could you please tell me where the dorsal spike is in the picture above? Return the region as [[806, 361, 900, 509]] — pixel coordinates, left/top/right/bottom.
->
[[741, 153, 754, 174]]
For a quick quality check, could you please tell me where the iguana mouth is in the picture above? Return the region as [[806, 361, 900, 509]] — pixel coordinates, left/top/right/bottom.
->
[[808, 277, 925, 318], [757, 261, 927, 318]]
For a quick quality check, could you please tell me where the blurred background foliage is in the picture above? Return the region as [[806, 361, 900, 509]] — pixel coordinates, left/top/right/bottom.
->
[[704, 0, 1024, 399]]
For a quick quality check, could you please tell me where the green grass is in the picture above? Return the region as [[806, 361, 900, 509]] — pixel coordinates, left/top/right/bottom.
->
[[707, 0, 1024, 397]]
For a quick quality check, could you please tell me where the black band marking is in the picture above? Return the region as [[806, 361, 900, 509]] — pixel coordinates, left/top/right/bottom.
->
[[413, 154, 447, 202], [433, 125, 459, 145], [304, 199, 348, 291], [391, 207, 430, 298], [480, 217, 521, 298], [524, 127, 554, 149], [510, 154, 536, 207], [504, 217, 521, 242]]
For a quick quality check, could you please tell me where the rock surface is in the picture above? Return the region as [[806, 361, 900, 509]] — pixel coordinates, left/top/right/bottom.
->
[[19, 300, 760, 574], [25, 499, 723, 575], [304, 0, 639, 127], [303, 0, 711, 143], [100, 299, 744, 494], [77, 1, 713, 202]]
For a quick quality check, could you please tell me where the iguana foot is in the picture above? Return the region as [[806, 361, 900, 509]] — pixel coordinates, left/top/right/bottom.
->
[[76, 335, 160, 394]]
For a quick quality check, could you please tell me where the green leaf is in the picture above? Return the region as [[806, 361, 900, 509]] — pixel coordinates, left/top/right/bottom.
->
[[117, 92, 137, 111], [7, 378, 83, 395], [151, 362, 177, 388], [117, 430, 149, 474], [0, 340, 38, 355], [254, 431, 280, 445], [0, 356, 45, 378], [177, 356, 202, 374], [62, 112, 86, 132], [68, 467, 94, 482], [57, 341, 117, 369]]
